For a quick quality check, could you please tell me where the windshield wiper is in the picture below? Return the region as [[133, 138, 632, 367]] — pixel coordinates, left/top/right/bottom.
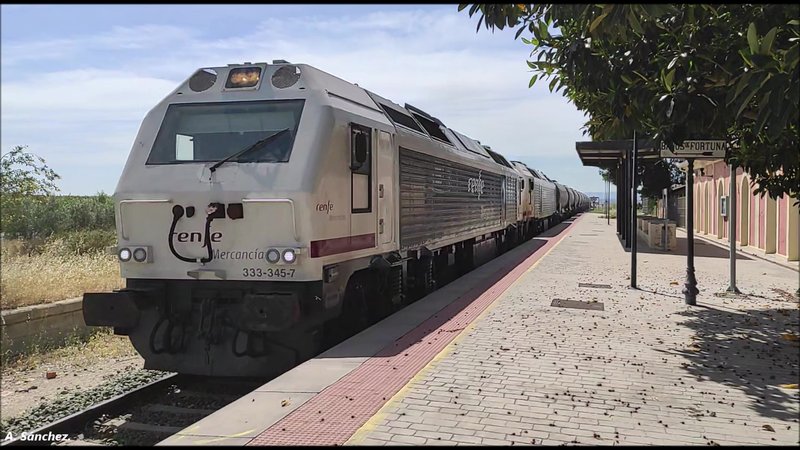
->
[[209, 128, 290, 173]]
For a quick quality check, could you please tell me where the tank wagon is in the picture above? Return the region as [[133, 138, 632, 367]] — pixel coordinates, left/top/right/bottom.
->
[[83, 61, 590, 377]]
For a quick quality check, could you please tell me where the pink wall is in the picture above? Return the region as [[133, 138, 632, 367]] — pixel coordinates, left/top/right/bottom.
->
[[736, 171, 746, 243], [714, 181, 719, 236], [758, 194, 766, 249], [722, 179, 728, 239], [750, 190, 756, 245], [736, 179, 741, 242], [692, 162, 793, 257], [778, 196, 787, 256]]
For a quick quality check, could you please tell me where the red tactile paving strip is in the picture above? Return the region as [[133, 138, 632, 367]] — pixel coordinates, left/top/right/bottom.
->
[[248, 216, 584, 446]]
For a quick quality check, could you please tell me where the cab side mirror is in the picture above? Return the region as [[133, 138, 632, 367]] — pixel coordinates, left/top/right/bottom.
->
[[351, 131, 368, 171]]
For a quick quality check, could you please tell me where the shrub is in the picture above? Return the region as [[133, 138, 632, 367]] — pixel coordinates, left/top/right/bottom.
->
[[1, 193, 115, 239]]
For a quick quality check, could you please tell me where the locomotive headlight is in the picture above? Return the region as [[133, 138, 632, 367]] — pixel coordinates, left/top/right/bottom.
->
[[225, 67, 261, 88], [281, 249, 296, 264], [133, 247, 147, 262], [118, 247, 132, 262], [266, 248, 281, 264]]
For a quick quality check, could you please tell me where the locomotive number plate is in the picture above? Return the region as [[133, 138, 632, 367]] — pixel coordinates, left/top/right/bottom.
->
[[242, 267, 296, 278]]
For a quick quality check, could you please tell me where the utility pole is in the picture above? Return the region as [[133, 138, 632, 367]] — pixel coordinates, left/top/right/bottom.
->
[[663, 187, 669, 251], [630, 132, 638, 289], [608, 177, 611, 225], [683, 159, 699, 305], [727, 161, 741, 293]]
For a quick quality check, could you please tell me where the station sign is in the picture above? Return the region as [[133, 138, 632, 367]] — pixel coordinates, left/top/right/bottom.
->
[[659, 140, 727, 159]]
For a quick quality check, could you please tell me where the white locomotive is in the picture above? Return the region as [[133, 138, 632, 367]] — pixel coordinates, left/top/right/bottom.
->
[[83, 61, 591, 376]]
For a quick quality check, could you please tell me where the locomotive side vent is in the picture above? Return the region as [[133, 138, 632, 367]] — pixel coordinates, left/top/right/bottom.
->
[[550, 299, 605, 311]]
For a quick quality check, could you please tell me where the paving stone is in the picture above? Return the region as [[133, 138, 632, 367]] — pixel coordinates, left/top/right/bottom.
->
[[350, 215, 799, 447]]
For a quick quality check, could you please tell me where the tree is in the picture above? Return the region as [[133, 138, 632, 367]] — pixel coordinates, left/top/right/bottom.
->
[[459, 4, 799, 201], [1, 145, 61, 235], [598, 159, 685, 202]]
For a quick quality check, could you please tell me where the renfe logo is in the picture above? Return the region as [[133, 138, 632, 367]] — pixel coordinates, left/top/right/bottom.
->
[[173, 231, 223, 243], [316, 201, 334, 214], [467, 171, 484, 199]]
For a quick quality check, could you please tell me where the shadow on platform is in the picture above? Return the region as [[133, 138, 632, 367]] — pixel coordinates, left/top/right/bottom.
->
[[622, 235, 753, 260], [657, 303, 800, 422]]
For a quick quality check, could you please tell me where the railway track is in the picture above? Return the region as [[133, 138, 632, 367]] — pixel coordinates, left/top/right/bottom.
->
[[2, 374, 267, 447]]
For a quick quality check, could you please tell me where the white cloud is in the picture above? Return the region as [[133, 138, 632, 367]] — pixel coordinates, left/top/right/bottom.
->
[[0, 6, 605, 194], [1, 69, 176, 121]]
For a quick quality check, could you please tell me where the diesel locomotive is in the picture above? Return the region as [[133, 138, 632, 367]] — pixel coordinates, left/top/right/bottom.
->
[[83, 61, 591, 377]]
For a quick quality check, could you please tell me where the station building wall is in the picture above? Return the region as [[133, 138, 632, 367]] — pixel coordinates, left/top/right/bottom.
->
[[691, 159, 798, 262]]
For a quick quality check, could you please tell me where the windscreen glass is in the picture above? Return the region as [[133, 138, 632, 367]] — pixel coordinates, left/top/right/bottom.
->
[[146, 100, 304, 164]]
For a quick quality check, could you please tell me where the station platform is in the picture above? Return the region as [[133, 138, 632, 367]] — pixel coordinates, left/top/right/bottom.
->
[[159, 213, 799, 446]]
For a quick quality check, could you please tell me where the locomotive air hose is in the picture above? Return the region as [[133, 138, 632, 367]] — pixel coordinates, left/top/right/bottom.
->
[[168, 205, 197, 263]]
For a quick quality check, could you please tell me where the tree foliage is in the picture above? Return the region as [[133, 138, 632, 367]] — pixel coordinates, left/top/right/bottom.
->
[[459, 4, 799, 200], [1, 145, 61, 233], [598, 159, 685, 201], [0, 145, 115, 239]]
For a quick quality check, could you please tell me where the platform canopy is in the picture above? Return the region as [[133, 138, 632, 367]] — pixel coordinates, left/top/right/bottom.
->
[[575, 139, 659, 167]]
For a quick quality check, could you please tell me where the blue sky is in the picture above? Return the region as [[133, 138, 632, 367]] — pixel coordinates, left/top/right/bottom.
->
[[1, 4, 611, 197]]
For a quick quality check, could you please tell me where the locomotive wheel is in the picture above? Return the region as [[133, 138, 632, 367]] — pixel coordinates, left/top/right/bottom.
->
[[324, 275, 369, 344], [368, 271, 395, 322]]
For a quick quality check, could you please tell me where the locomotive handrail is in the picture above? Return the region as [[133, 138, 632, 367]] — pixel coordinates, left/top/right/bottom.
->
[[241, 198, 299, 241], [119, 199, 172, 240]]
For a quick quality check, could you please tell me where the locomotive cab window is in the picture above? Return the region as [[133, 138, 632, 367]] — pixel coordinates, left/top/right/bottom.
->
[[146, 100, 304, 165], [350, 124, 372, 213]]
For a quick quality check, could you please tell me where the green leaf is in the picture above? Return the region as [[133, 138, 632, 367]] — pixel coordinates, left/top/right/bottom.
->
[[732, 71, 753, 102], [529, 74, 538, 88], [768, 101, 792, 141], [747, 22, 758, 54], [515, 26, 526, 40], [739, 48, 753, 67], [787, 42, 799, 69], [621, 74, 634, 84], [753, 91, 772, 134], [590, 13, 609, 33], [538, 20, 550, 39], [664, 68, 675, 91], [759, 27, 777, 54], [549, 76, 558, 92], [628, 10, 644, 35], [736, 74, 770, 118]]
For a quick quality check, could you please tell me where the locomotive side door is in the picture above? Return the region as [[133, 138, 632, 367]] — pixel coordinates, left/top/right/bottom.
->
[[375, 130, 394, 245]]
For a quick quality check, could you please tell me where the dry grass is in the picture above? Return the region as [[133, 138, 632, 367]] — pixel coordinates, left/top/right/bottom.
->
[[1, 238, 124, 310], [1, 328, 138, 375]]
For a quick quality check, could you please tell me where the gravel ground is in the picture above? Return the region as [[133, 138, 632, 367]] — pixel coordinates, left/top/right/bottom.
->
[[1, 331, 146, 424], [1, 356, 145, 421]]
